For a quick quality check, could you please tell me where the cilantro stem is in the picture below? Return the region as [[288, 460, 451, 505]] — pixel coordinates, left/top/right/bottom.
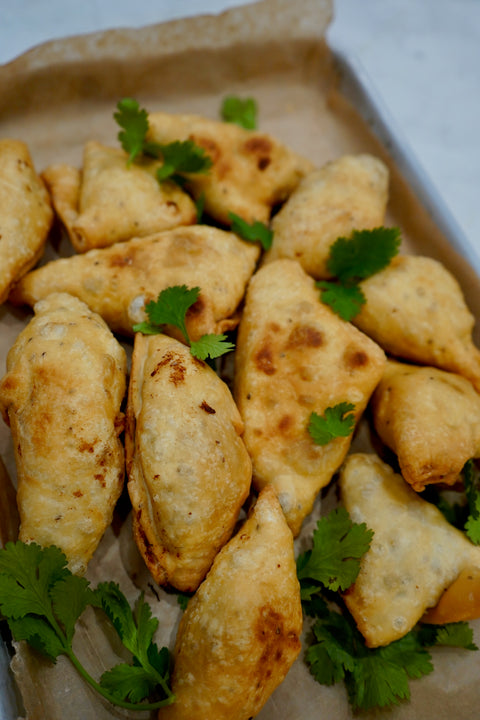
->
[[65, 648, 176, 711]]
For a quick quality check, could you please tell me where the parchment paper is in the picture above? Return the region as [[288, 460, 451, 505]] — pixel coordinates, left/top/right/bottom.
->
[[1, 0, 480, 718]]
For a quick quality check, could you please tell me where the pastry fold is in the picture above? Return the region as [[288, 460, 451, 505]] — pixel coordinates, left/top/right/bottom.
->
[[234, 258, 386, 535], [0, 293, 127, 574], [158, 484, 302, 720], [42, 141, 197, 252], [126, 333, 252, 592], [9, 225, 260, 339], [0, 139, 53, 303]]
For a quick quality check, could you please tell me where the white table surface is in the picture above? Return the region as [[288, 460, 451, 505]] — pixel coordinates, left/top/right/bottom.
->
[[1, 0, 479, 265]]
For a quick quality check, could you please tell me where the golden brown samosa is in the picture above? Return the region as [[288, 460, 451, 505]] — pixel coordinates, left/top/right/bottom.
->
[[264, 154, 389, 278], [353, 254, 480, 391], [147, 111, 314, 226], [0, 139, 53, 303], [42, 141, 197, 252], [371, 360, 480, 491], [340, 453, 480, 647], [234, 259, 386, 535], [126, 332, 252, 592], [0, 293, 127, 575], [9, 225, 260, 339], [158, 484, 302, 720]]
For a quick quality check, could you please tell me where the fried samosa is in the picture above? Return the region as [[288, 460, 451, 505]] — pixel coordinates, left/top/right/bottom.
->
[[264, 154, 389, 278], [234, 259, 386, 535], [0, 139, 53, 303], [126, 332, 252, 592], [158, 484, 302, 720], [146, 111, 314, 226], [42, 141, 197, 252], [353, 254, 480, 391], [371, 360, 480, 491], [339, 453, 480, 647], [0, 292, 127, 575], [9, 225, 260, 339]]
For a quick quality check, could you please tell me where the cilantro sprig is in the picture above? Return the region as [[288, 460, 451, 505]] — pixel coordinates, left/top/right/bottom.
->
[[305, 602, 478, 712], [307, 402, 356, 446], [297, 508, 477, 711], [229, 212, 273, 251], [297, 507, 373, 597], [0, 541, 175, 711], [114, 98, 212, 181], [317, 226, 401, 321], [133, 285, 235, 361], [220, 95, 258, 129]]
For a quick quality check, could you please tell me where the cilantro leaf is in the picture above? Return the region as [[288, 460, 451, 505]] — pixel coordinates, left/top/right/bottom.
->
[[155, 140, 212, 182], [221, 95, 258, 129], [297, 507, 373, 592], [95, 582, 173, 704], [190, 333, 235, 361], [229, 212, 273, 251], [430, 621, 478, 651], [133, 285, 235, 361], [307, 402, 356, 446], [316, 280, 365, 322], [134, 285, 200, 342], [114, 98, 160, 165], [0, 541, 174, 711], [463, 459, 480, 544], [318, 226, 401, 320], [306, 605, 434, 712], [327, 226, 401, 282]]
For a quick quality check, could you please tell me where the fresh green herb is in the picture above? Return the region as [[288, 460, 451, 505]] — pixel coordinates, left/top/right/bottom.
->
[[95, 582, 173, 705], [317, 226, 401, 321], [176, 592, 192, 611], [220, 95, 258, 129], [307, 402, 356, 446], [463, 459, 480, 544], [155, 140, 212, 183], [0, 541, 174, 711], [114, 98, 211, 180], [114, 98, 162, 165], [297, 507, 373, 596], [133, 285, 234, 361], [306, 598, 476, 712], [195, 191, 206, 222], [229, 212, 273, 251], [420, 460, 480, 543]]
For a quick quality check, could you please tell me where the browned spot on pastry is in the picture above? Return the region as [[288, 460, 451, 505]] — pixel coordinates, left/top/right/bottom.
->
[[73, 490, 83, 497], [151, 350, 187, 385], [78, 440, 96, 453], [254, 344, 276, 375], [253, 605, 300, 701], [200, 400, 216, 414], [278, 415, 293, 434], [343, 346, 369, 370], [190, 135, 220, 163], [135, 510, 157, 565], [94, 473, 106, 488], [243, 135, 273, 157], [286, 325, 324, 350]]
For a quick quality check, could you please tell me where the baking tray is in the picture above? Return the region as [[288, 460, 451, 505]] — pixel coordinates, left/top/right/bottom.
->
[[1, 0, 480, 717]]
